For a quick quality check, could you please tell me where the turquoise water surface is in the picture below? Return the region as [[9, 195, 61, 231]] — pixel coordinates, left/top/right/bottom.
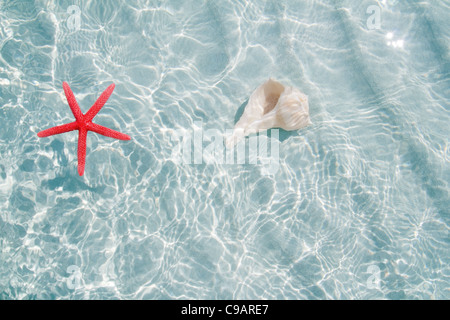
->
[[0, 0, 449, 299]]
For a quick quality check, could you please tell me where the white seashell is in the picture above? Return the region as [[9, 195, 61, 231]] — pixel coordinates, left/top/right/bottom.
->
[[226, 78, 311, 147]]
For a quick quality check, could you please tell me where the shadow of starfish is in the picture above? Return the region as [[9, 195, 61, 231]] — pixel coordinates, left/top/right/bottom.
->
[[37, 82, 131, 176]]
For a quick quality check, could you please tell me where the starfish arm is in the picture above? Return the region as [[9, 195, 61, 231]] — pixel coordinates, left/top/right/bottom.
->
[[77, 128, 88, 176], [63, 82, 84, 122], [37, 121, 78, 138], [85, 83, 115, 121], [87, 122, 131, 140]]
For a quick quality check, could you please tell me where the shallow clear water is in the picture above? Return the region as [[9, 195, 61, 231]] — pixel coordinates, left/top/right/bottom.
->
[[0, 0, 449, 299]]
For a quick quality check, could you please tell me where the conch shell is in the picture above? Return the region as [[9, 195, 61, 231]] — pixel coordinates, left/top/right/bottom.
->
[[226, 78, 311, 147]]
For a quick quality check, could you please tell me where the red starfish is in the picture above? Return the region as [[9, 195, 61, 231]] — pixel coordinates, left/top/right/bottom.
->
[[37, 82, 131, 176]]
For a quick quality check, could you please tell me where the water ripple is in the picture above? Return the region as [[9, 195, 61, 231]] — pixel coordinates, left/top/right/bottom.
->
[[0, 0, 448, 299]]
